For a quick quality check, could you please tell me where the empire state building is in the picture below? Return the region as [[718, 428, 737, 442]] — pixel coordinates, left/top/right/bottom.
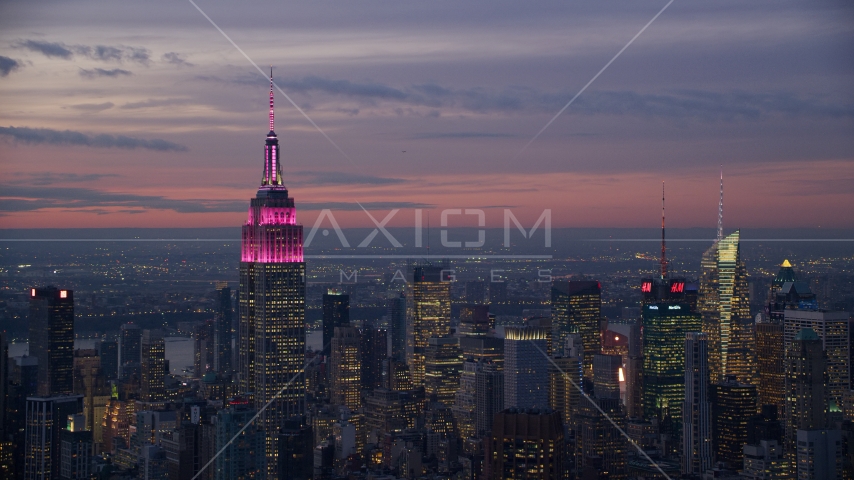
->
[[238, 70, 306, 475]]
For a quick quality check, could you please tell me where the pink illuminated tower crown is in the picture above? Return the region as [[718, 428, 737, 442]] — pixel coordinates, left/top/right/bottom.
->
[[240, 68, 303, 263]]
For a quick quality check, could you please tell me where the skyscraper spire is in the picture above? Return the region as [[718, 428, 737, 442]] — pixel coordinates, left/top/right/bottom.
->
[[717, 165, 723, 241], [661, 181, 667, 280], [261, 66, 282, 187], [269, 66, 275, 133]]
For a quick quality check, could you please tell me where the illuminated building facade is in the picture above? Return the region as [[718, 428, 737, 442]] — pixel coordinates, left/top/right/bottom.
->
[[784, 328, 827, 468], [29, 286, 74, 396], [712, 376, 757, 469], [641, 302, 701, 426], [783, 309, 850, 415], [383, 357, 413, 392], [458, 335, 504, 366], [755, 321, 785, 412], [409, 264, 451, 387], [758, 260, 816, 412], [504, 326, 549, 410], [458, 304, 492, 336], [548, 356, 581, 428], [475, 361, 504, 438], [682, 332, 712, 476], [59, 414, 92, 480], [102, 396, 135, 453], [576, 397, 628, 479], [551, 281, 601, 379], [238, 70, 306, 475], [592, 354, 622, 400], [330, 326, 362, 411], [140, 330, 166, 403], [699, 230, 756, 386], [424, 336, 463, 406], [322, 291, 349, 356], [488, 408, 565, 480]]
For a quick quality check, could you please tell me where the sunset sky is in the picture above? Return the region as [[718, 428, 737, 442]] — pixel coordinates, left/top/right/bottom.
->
[[1, 0, 852, 230]]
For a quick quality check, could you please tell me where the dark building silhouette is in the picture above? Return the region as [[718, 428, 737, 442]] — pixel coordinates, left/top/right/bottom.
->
[[119, 323, 141, 380], [488, 408, 565, 479], [322, 291, 349, 356], [360, 325, 388, 390], [278, 417, 313, 480], [29, 287, 74, 396], [388, 293, 407, 361], [214, 283, 233, 374], [98, 340, 118, 381]]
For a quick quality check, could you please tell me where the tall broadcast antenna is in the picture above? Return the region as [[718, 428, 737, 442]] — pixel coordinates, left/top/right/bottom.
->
[[660, 181, 667, 280]]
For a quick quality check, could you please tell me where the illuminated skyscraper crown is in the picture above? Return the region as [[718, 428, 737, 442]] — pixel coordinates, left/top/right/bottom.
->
[[240, 67, 303, 263]]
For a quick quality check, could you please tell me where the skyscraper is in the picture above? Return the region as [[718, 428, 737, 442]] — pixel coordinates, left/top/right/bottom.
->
[[213, 400, 266, 480], [29, 287, 74, 396], [784, 328, 827, 466], [592, 354, 622, 400], [387, 293, 406, 361], [24, 395, 83, 480], [140, 330, 166, 403], [682, 332, 712, 476], [699, 230, 756, 386], [194, 320, 216, 377], [119, 323, 141, 381], [783, 309, 850, 414], [322, 290, 349, 356], [575, 397, 628, 479], [238, 70, 307, 474], [424, 336, 463, 406], [755, 321, 785, 412], [504, 326, 549, 410], [98, 340, 118, 381], [641, 301, 701, 426], [458, 304, 492, 336], [360, 325, 387, 390], [758, 260, 816, 412], [475, 362, 504, 438], [551, 280, 601, 379], [330, 326, 361, 411], [409, 264, 451, 387], [712, 376, 757, 469], [59, 414, 93, 480], [214, 282, 233, 374], [488, 408, 565, 480]]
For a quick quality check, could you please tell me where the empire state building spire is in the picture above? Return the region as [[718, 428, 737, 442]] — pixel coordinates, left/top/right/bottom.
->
[[261, 67, 282, 187], [269, 66, 275, 133]]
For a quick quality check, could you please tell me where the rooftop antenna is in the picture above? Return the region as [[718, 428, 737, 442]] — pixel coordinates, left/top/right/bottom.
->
[[717, 165, 724, 241], [269, 66, 275, 132], [661, 181, 667, 280]]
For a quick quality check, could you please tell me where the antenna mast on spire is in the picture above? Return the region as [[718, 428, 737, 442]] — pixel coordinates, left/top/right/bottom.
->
[[717, 165, 723, 241], [269, 66, 275, 132], [661, 181, 667, 280]]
